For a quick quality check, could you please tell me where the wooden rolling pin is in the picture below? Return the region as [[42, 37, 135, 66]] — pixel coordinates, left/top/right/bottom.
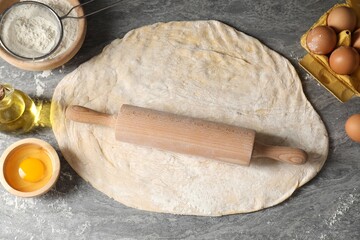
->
[[65, 105, 307, 166]]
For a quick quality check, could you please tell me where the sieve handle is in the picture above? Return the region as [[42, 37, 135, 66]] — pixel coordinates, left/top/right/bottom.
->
[[61, 0, 122, 19]]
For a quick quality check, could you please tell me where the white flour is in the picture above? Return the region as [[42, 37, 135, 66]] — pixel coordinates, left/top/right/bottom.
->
[[12, 15, 57, 56], [38, 0, 79, 59], [1, 0, 78, 60]]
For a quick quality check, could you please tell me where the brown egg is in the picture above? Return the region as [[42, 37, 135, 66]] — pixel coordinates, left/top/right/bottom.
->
[[329, 46, 359, 75], [345, 114, 360, 143], [352, 28, 360, 52], [306, 26, 337, 54], [327, 6, 357, 33]]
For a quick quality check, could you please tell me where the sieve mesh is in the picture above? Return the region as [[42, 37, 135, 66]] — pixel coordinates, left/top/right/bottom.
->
[[0, 1, 63, 60]]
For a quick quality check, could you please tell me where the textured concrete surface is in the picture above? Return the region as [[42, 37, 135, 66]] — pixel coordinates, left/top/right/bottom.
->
[[0, 0, 359, 239]]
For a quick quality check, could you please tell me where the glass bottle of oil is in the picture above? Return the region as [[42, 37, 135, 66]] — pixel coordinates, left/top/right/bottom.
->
[[0, 83, 38, 134]]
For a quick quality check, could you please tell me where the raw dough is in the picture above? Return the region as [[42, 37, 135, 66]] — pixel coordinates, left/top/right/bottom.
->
[[51, 21, 328, 216]]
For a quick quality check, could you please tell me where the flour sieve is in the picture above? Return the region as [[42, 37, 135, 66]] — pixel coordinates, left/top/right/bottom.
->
[[0, 0, 121, 60]]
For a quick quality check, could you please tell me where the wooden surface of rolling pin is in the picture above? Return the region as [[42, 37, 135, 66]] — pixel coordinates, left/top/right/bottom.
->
[[65, 105, 307, 166]]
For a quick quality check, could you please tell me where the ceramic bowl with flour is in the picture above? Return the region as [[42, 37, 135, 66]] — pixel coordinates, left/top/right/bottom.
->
[[0, 0, 86, 71]]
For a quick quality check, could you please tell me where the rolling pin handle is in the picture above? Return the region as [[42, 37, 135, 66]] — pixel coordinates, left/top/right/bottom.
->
[[252, 142, 307, 165], [65, 105, 116, 128]]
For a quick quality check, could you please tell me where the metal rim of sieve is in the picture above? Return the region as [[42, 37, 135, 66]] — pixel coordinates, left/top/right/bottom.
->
[[0, 1, 64, 61]]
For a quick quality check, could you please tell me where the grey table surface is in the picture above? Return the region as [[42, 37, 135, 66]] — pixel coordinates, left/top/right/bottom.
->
[[0, 0, 359, 239]]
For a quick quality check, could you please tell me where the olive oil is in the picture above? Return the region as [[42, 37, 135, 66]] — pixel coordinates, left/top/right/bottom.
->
[[36, 100, 52, 128], [0, 84, 38, 134]]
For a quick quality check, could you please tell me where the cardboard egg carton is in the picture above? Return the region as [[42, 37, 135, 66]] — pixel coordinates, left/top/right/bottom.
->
[[300, 0, 360, 102]]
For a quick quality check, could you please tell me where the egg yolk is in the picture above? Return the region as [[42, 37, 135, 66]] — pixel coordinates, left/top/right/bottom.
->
[[18, 158, 45, 183]]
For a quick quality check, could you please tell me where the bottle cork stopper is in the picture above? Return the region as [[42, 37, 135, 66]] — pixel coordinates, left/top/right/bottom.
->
[[0, 85, 5, 100]]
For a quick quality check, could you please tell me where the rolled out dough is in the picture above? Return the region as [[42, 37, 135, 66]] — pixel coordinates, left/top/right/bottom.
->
[[51, 20, 328, 216]]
